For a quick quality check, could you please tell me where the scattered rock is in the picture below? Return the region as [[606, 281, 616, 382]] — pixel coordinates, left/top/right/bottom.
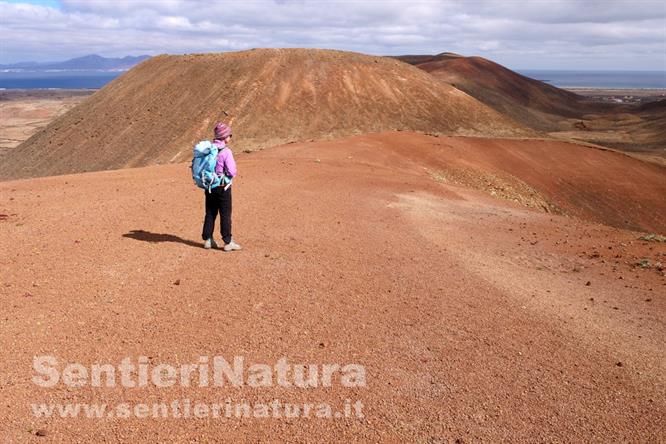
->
[[585, 281, 591, 286], [574, 120, 589, 130], [616, 362, 623, 367], [634, 258, 651, 268], [173, 279, 181, 286], [638, 233, 666, 242], [34, 429, 47, 437]]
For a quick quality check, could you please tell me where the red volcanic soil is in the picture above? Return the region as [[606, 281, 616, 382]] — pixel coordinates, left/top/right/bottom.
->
[[392, 52, 465, 65], [1, 132, 664, 442], [0, 49, 531, 181], [413, 54, 595, 131], [421, 55, 583, 111], [401, 54, 666, 160], [385, 134, 666, 233]]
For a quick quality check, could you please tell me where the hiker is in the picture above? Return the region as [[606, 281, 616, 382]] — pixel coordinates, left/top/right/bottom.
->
[[201, 122, 241, 251]]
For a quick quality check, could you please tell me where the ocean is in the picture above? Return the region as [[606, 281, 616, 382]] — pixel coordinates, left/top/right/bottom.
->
[[0, 69, 664, 90], [0, 71, 121, 89], [517, 70, 666, 89]]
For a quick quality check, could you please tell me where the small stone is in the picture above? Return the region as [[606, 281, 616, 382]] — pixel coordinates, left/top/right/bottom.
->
[[173, 279, 181, 286], [35, 429, 47, 437], [585, 281, 591, 286], [616, 362, 623, 367]]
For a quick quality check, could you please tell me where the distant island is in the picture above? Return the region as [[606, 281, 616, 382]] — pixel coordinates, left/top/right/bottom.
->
[[0, 54, 150, 72]]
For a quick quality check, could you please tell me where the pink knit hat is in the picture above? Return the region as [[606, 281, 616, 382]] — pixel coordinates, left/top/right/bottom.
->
[[214, 122, 232, 140]]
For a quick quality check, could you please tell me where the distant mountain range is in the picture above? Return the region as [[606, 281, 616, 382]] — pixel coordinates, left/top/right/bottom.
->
[[0, 54, 150, 72]]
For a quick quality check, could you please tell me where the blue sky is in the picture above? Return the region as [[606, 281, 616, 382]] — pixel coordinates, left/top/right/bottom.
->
[[1, 0, 665, 70], [4, 0, 59, 7]]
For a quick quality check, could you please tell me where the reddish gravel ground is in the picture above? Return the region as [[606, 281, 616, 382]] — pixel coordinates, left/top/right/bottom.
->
[[0, 132, 664, 442]]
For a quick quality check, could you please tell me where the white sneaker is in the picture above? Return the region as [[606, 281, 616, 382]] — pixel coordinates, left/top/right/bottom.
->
[[223, 240, 242, 251], [204, 238, 218, 249]]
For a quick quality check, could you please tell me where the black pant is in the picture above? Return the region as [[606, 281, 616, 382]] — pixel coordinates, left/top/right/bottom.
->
[[202, 186, 232, 244]]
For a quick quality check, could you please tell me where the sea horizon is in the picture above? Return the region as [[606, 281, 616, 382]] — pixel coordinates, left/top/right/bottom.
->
[[0, 68, 664, 90], [516, 69, 666, 89]]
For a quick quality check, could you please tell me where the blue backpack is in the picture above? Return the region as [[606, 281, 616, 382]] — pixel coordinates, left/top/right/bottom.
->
[[192, 140, 229, 191]]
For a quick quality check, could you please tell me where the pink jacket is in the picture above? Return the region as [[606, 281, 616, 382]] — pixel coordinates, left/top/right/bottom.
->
[[212, 139, 237, 178]]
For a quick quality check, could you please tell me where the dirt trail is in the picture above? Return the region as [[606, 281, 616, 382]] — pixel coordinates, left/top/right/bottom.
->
[[0, 133, 664, 442], [379, 133, 666, 233]]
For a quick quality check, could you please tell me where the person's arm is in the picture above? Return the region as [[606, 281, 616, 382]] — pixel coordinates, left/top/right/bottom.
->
[[222, 148, 237, 178], [215, 150, 226, 177]]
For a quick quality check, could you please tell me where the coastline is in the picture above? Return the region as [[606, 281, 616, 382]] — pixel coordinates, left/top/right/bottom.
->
[[0, 88, 95, 99], [564, 87, 666, 95], [563, 87, 665, 105]]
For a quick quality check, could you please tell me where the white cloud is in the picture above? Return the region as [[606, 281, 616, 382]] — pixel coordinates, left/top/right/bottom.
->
[[156, 16, 193, 30], [0, 0, 664, 69]]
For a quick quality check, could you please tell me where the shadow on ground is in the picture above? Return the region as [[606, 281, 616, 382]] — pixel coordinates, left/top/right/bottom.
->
[[123, 230, 201, 248]]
